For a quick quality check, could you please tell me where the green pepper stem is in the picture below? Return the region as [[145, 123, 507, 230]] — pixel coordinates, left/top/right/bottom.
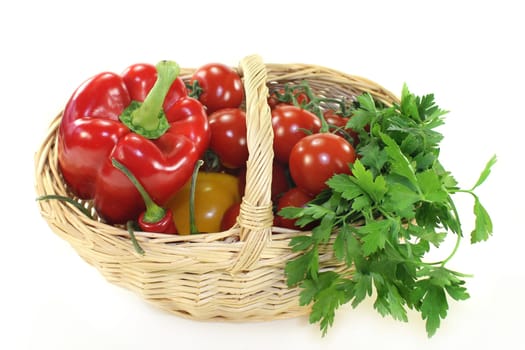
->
[[132, 60, 179, 130], [36, 195, 94, 219], [120, 61, 180, 139], [112, 158, 165, 223], [127, 221, 145, 255], [189, 160, 204, 234]]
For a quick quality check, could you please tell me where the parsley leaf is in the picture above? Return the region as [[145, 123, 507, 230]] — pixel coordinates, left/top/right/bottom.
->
[[380, 132, 419, 189], [359, 219, 393, 255], [420, 284, 448, 337], [417, 169, 449, 203], [351, 160, 388, 203], [472, 155, 497, 190], [358, 141, 388, 176], [471, 197, 493, 243], [285, 248, 317, 287], [346, 93, 377, 130], [308, 272, 348, 336]]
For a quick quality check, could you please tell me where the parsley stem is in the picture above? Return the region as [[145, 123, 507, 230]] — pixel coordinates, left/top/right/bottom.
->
[[453, 188, 481, 204], [440, 232, 461, 267], [450, 188, 472, 195], [440, 197, 463, 267]]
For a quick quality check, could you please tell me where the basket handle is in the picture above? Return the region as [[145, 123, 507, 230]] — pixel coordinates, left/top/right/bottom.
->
[[229, 55, 274, 273]]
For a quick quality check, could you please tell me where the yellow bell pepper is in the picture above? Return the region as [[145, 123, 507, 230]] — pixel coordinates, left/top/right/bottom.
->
[[167, 172, 240, 234]]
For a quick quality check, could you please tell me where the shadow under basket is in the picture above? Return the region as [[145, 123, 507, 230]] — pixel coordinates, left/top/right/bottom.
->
[[34, 55, 398, 322]]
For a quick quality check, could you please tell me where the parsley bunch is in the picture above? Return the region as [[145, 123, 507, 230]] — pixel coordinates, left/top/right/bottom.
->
[[280, 84, 495, 337]]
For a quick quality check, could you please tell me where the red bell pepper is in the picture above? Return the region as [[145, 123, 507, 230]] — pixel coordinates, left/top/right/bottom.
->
[[58, 61, 210, 224]]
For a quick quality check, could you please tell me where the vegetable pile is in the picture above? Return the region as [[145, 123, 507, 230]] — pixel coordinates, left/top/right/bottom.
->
[[54, 61, 246, 235], [42, 60, 494, 338]]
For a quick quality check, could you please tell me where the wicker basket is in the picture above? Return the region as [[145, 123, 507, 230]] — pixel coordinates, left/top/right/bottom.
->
[[34, 55, 398, 322]]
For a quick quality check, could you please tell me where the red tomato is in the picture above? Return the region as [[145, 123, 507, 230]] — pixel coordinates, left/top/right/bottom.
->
[[190, 63, 244, 113], [238, 161, 290, 202], [208, 108, 248, 169], [270, 161, 291, 201], [221, 202, 241, 231], [324, 109, 360, 147], [271, 105, 322, 164], [275, 187, 315, 230], [289, 133, 356, 196]]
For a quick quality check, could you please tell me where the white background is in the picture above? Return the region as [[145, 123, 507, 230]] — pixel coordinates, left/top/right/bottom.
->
[[2, 0, 523, 349]]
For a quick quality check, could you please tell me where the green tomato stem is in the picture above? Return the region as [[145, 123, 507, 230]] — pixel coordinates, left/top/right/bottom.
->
[[187, 80, 203, 99]]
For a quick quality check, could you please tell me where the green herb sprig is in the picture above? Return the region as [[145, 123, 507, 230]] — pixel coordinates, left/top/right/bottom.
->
[[280, 84, 495, 337]]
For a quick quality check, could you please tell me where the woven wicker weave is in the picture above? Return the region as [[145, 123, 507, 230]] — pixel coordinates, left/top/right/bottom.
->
[[34, 55, 398, 321]]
